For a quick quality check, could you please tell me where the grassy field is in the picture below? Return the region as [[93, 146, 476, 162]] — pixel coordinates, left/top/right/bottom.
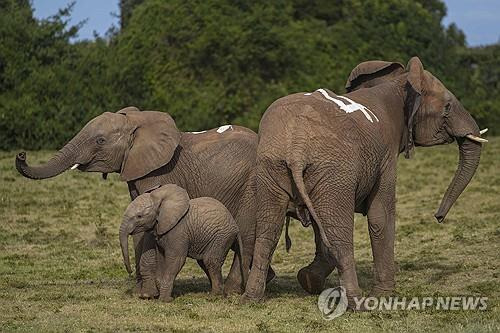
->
[[0, 139, 499, 332]]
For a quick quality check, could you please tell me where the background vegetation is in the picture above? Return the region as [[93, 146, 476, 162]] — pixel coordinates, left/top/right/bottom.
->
[[1, 139, 498, 332], [0, 0, 498, 150]]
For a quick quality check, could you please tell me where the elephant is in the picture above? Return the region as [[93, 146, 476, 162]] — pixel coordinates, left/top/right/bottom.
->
[[15, 107, 272, 297], [242, 57, 487, 307], [120, 184, 246, 302]]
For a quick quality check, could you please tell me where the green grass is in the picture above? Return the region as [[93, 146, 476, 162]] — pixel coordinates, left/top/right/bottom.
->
[[1, 139, 499, 332]]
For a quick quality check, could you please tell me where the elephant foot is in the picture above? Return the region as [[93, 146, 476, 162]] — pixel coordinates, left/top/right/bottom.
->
[[297, 266, 327, 294], [224, 280, 244, 295], [139, 289, 158, 300], [369, 283, 395, 297], [209, 290, 225, 299], [239, 292, 264, 304], [158, 295, 174, 303], [133, 282, 142, 296], [241, 266, 269, 303], [138, 280, 159, 299], [224, 270, 245, 295], [347, 299, 368, 312]]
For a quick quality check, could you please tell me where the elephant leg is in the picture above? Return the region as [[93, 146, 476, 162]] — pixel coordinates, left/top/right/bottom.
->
[[134, 231, 159, 299], [242, 171, 290, 302], [367, 169, 396, 296], [225, 181, 276, 295], [132, 232, 144, 295], [224, 249, 245, 295], [297, 222, 336, 294], [225, 237, 278, 295], [224, 183, 254, 294], [322, 218, 361, 308], [197, 259, 212, 287], [225, 235, 276, 295], [157, 252, 186, 303], [204, 257, 224, 296], [306, 177, 362, 309]]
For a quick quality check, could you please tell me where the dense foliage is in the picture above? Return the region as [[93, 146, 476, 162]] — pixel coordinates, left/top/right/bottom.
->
[[0, 0, 498, 149], [0, 0, 116, 149]]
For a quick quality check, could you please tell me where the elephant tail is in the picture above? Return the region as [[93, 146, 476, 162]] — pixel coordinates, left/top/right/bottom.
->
[[290, 164, 332, 249], [285, 216, 292, 252], [236, 232, 248, 288]]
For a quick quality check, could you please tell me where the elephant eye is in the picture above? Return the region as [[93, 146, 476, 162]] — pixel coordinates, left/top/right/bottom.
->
[[96, 137, 106, 145], [137, 214, 142, 219], [444, 102, 451, 114]]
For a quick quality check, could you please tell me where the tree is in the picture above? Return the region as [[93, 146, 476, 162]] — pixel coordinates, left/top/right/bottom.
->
[[0, 0, 116, 149], [113, 0, 471, 131], [119, 0, 144, 29], [455, 44, 500, 132], [0, 0, 497, 149]]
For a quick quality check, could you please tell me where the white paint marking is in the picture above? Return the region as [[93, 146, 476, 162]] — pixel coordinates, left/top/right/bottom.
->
[[217, 125, 233, 133], [190, 130, 207, 134], [338, 95, 379, 122], [304, 88, 378, 123], [70, 164, 79, 170]]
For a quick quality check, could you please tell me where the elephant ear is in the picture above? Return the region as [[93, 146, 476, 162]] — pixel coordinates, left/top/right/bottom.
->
[[406, 57, 424, 95], [345, 61, 404, 92], [154, 185, 190, 236], [120, 111, 181, 181], [403, 56, 425, 158], [117, 106, 140, 114]]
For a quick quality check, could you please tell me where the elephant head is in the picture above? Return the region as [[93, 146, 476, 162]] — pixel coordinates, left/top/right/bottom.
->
[[346, 57, 487, 222], [15, 107, 181, 182], [119, 184, 190, 274]]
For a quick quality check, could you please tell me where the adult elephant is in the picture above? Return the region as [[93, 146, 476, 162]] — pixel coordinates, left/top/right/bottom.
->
[[242, 57, 486, 306], [15, 107, 272, 297]]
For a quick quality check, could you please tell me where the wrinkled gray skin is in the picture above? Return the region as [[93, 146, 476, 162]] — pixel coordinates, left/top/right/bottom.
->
[[243, 57, 485, 307], [15, 107, 271, 297], [120, 185, 246, 302]]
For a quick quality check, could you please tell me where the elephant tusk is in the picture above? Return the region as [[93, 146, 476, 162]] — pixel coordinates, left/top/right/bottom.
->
[[70, 164, 80, 170], [465, 134, 488, 143], [479, 128, 488, 135]]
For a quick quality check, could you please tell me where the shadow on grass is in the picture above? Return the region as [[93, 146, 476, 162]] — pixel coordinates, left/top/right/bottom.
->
[[173, 277, 212, 296], [7, 260, 388, 299]]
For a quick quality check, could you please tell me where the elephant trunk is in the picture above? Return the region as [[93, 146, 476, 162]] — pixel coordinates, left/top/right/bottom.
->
[[119, 219, 135, 274], [435, 137, 482, 222], [15, 141, 79, 180]]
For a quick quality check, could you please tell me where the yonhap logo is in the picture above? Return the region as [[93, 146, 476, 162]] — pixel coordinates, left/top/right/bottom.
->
[[317, 286, 348, 320], [317, 286, 488, 320]]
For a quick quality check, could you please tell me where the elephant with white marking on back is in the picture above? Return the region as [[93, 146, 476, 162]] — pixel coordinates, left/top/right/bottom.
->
[[243, 57, 487, 307]]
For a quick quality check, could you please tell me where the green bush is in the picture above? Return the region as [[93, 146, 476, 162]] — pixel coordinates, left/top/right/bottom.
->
[[0, 1, 117, 149], [0, 0, 497, 150]]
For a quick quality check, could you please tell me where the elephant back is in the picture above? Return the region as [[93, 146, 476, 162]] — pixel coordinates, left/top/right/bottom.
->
[[187, 197, 237, 233]]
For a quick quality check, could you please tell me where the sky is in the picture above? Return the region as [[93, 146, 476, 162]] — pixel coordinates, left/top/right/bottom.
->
[[32, 0, 500, 47]]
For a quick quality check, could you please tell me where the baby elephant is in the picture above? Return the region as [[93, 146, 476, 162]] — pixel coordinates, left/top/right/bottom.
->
[[119, 184, 247, 302]]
